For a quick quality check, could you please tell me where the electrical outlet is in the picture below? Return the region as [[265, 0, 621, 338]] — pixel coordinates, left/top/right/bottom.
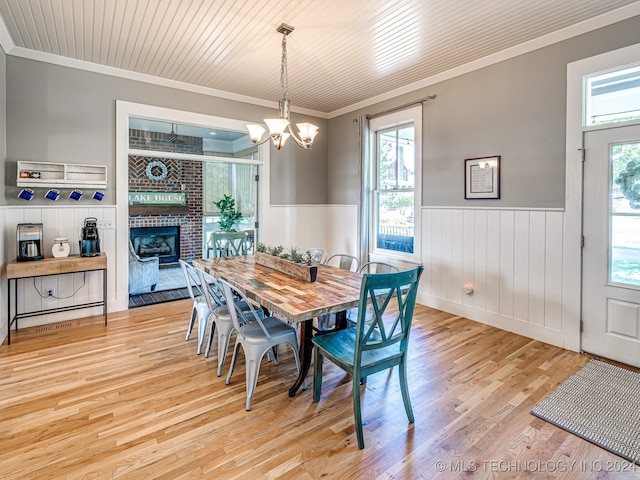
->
[[47, 288, 55, 297], [98, 219, 114, 229]]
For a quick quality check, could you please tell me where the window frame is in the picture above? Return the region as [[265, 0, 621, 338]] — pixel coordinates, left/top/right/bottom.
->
[[368, 105, 422, 262], [584, 62, 640, 127]]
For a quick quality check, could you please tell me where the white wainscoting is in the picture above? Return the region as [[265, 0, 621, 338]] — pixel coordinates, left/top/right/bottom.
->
[[421, 207, 567, 347], [1, 203, 574, 350], [2, 206, 117, 330], [257, 204, 570, 347], [261, 204, 359, 258]]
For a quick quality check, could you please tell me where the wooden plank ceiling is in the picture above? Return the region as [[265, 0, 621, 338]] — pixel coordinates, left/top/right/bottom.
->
[[0, 0, 638, 114]]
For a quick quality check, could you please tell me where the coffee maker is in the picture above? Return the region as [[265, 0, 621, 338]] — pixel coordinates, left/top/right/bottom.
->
[[17, 223, 44, 261], [80, 217, 101, 257]]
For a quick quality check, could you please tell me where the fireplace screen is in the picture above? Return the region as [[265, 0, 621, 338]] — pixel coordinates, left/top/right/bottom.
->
[[130, 226, 180, 264]]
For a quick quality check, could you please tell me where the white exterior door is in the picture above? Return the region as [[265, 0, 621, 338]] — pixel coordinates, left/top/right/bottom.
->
[[582, 124, 640, 367]]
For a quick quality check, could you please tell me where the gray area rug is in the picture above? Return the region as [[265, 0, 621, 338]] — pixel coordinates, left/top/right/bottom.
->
[[531, 359, 640, 464]]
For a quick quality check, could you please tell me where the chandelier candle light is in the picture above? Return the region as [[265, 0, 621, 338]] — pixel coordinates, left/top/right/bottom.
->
[[247, 24, 319, 150]]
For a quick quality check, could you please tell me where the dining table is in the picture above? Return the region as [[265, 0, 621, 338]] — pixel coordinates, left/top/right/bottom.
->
[[194, 255, 363, 397]]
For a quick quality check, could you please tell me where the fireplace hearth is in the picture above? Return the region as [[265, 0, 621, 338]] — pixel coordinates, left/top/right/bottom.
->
[[130, 226, 180, 264]]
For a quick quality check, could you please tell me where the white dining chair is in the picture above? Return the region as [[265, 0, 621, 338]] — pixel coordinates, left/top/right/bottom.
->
[[197, 268, 270, 376], [325, 253, 360, 272], [318, 253, 361, 330], [219, 278, 303, 411], [180, 259, 211, 355], [196, 268, 236, 376], [308, 248, 327, 264]]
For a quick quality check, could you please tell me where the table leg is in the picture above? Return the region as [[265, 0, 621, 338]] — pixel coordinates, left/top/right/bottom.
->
[[7, 279, 10, 345], [288, 311, 348, 397], [289, 318, 313, 397], [335, 310, 348, 330], [103, 268, 108, 326]]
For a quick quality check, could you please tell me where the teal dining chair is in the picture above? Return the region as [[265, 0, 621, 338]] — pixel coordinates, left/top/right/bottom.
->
[[312, 265, 424, 449]]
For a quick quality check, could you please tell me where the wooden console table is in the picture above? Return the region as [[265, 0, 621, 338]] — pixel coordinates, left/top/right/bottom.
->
[[6, 254, 107, 345]]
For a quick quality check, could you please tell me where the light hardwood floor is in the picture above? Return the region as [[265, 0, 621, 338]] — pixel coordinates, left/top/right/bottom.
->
[[1, 300, 638, 479]]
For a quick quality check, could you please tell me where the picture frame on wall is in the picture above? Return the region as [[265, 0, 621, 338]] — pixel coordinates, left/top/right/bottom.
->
[[465, 156, 500, 199]]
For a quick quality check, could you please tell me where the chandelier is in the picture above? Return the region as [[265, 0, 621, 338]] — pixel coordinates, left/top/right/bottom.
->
[[247, 24, 319, 150]]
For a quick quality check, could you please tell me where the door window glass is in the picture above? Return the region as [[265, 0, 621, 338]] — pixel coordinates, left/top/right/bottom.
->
[[610, 141, 640, 286]]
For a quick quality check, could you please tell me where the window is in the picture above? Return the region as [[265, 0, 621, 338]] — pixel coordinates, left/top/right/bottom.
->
[[585, 64, 640, 126], [369, 105, 422, 259], [128, 118, 259, 159], [202, 161, 257, 230]]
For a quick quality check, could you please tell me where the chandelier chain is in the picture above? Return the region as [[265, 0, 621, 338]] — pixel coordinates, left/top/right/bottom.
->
[[280, 33, 289, 102]]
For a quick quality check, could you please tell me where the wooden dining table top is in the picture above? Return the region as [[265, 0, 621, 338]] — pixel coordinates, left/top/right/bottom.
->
[[194, 255, 363, 323]]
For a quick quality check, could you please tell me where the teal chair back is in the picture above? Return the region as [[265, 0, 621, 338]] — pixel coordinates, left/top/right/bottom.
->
[[312, 265, 424, 449]]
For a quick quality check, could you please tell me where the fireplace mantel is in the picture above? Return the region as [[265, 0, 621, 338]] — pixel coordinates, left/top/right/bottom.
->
[[129, 205, 190, 216]]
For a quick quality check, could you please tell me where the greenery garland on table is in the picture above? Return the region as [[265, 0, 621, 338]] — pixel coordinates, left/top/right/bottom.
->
[[616, 159, 640, 209], [256, 243, 313, 265]]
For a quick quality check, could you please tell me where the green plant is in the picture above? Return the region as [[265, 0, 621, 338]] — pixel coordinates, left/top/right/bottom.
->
[[214, 194, 243, 231], [289, 247, 313, 265], [256, 243, 313, 265], [266, 245, 284, 257]]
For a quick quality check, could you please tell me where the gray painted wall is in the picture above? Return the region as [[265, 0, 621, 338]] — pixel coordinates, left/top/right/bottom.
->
[[327, 15, 640, 208], [4, 57, 327, 206], [0, 46, 6, 206], [4, 15, 639, 209]]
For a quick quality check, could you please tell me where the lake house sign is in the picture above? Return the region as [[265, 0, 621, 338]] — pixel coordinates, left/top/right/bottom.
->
[[128, 191, 186, 205]]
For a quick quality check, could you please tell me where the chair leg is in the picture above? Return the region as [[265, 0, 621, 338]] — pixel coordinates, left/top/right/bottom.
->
[[216, 324, 233, 377], [205, 320, 215, 358], [225, 340, 242, 385], [201, 319, 215, 357], [244, 348, 265, 411], [353, 375, 365, 449], [185, 306, 197, 341], [399, 358, 415, 423], [196, 313, 209, 355], [313, 348, 323, 402]]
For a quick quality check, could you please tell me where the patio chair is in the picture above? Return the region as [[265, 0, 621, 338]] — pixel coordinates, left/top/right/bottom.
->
[[312, 265, 424, 449], [219, 278, 303, 411], [209, 231, 248, 258]]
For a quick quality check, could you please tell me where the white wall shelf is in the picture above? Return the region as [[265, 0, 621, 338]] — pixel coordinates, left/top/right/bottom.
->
[[17, 161, 107, 189]]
